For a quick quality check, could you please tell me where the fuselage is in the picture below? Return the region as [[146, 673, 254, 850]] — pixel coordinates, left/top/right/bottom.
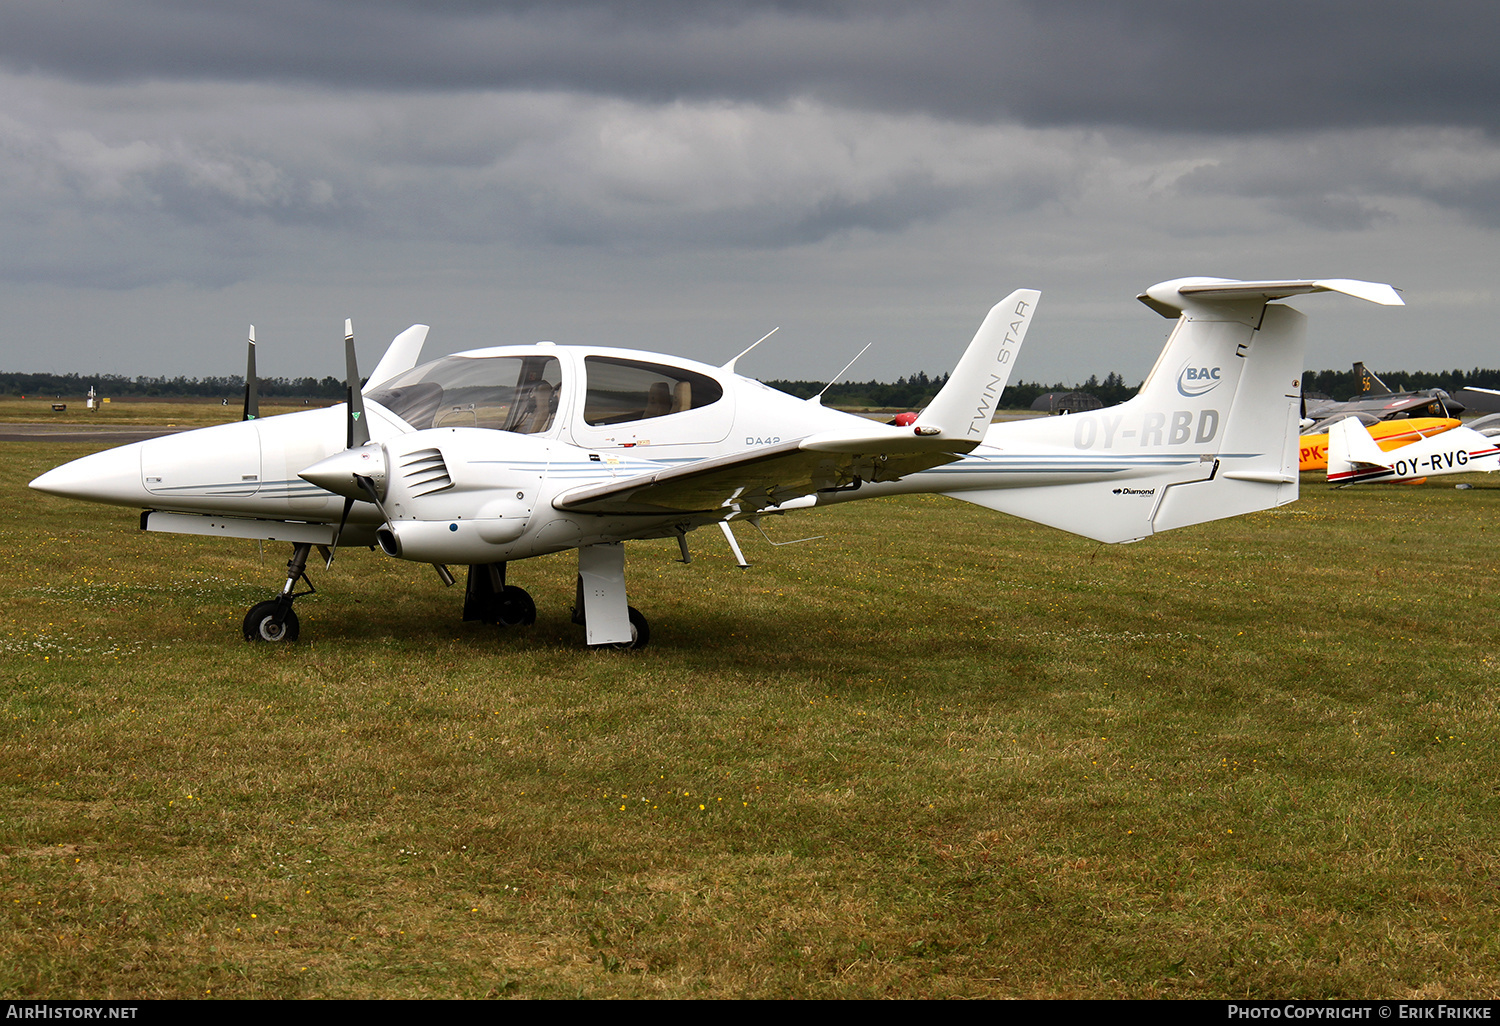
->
[[30, 343, 874, 560], [31, 340, 1211, 562]]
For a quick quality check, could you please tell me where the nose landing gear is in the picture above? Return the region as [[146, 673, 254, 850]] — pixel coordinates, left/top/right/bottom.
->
[[242, 542, 316, 643]]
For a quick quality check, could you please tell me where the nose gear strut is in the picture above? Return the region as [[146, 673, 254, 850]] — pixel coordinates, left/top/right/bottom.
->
[[243, 542, 317, 642]]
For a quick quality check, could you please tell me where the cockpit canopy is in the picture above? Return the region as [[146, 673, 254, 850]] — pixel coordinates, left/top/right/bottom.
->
[[366, 350, 729, 440], [368, 354, 562, 434]]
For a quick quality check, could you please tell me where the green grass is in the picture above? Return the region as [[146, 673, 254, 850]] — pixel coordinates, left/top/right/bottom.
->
[[4, 440, 1499, 998]]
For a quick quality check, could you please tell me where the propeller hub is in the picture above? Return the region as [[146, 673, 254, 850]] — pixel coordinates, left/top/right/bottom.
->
[[299, 444, 388, 502]]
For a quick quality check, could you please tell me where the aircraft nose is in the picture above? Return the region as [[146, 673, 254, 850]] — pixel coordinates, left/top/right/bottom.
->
[[29, 442, 150, 507]]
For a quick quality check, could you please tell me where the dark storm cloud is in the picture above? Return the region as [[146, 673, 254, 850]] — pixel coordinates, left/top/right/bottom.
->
[[1175, 129, 1500, 231], [2, 1, 1499, 133]]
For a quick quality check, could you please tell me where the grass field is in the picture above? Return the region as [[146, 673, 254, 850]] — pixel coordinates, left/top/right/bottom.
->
[[4, 437, 1499, 998]]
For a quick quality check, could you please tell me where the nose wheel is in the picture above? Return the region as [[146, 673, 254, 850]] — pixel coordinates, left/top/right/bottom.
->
[[243, 600, 300, 642], [496, 585, 537, 627], [244, 543, 315, 643]]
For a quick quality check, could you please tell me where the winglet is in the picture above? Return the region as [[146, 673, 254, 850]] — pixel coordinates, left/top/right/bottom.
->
[[242, 326, 259, 422], [914, 289, 1039, 443]]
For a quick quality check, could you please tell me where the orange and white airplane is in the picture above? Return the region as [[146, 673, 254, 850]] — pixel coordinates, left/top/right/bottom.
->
[[1327, 416, 1500, 486]]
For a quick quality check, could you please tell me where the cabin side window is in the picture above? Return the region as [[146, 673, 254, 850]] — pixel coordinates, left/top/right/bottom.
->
[[582, 357, 724, 426], [367, 355, 562, 433]]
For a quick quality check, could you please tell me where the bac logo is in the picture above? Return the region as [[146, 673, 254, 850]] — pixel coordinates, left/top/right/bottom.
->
[[1177, 364, 1222, 398]]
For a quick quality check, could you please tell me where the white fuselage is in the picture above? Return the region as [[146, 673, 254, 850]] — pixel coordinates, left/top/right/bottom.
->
[[28, 341, 1230, 563]]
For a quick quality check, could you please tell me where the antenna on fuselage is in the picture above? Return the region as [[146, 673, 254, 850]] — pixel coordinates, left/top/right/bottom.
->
[[813, 342, 873, 404], [722, 327, 779, 373]]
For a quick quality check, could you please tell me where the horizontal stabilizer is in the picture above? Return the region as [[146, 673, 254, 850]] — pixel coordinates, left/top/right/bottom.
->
[[1138, 278, 1403, 318]]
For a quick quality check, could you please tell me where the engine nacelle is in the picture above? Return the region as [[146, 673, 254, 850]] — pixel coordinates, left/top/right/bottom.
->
[[370, 427, 560, 561], [377, 517, 529, 562]]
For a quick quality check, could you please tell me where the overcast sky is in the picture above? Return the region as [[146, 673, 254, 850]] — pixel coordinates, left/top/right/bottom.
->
[[2, 0, 1497, 386]]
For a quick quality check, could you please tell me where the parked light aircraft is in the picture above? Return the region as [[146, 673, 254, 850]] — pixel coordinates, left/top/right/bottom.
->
[[1327, 415, 1500, 486], [1454, 387, 1500, 416], [1303, 362, 1464, 424], [1298, 416, 1459, 472], [30, 277, 1402, 649]]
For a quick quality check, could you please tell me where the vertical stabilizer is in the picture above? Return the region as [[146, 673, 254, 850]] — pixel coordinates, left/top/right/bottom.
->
[[1327, 415, 1393, 484], [1355, 362, 1392, 396]]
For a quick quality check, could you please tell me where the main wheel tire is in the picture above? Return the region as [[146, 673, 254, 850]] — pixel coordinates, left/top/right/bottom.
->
[[496, 586, 536, 627], [607, 606, 650, 651], [243, 601, 300, 643]]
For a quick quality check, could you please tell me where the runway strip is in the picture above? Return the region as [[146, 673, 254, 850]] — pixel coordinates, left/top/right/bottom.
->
[[0, 424, 181, 443]]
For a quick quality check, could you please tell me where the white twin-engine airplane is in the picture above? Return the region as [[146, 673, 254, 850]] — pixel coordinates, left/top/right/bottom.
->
[[30, 277, 1402, 649], [1327, 415, 1500, 486]]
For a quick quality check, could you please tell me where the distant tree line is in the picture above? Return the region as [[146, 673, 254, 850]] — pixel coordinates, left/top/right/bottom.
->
[[8, 365, 1500, 408], [765, 370, 1141, 410], [1301, 367, 1500, 398], [767, 364, 1500, 410], [0, 372, 345, 399]]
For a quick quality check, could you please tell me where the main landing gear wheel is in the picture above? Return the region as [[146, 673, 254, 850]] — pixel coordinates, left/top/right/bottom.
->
[[243, 601, 300, 643], [607, 606, 650, 652], [496, 586, 536, 627]]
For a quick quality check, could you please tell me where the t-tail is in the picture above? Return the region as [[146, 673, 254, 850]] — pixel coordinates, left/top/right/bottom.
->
[[943, 277, 1403, 543]]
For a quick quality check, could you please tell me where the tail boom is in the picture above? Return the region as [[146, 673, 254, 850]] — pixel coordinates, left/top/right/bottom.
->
[[903, 277, 1399, 542]]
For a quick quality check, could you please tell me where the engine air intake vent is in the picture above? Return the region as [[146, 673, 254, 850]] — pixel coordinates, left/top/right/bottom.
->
[[400, 448, 453, 496]]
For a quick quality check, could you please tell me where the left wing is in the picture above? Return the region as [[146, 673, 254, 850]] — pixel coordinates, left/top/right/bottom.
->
[[554, 289, 1039, 516]]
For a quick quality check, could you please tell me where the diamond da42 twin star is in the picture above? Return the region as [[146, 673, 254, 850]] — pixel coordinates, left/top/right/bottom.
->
[[30, 277, 1402, 649]]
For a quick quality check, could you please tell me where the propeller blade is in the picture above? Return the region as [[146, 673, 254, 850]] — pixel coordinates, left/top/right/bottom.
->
[[242, 327, 259, 421], [326, 494, 357, 568], [345, 319, 369, 449], [318, 321, 377, 568], [356, 474, 392, 524]]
